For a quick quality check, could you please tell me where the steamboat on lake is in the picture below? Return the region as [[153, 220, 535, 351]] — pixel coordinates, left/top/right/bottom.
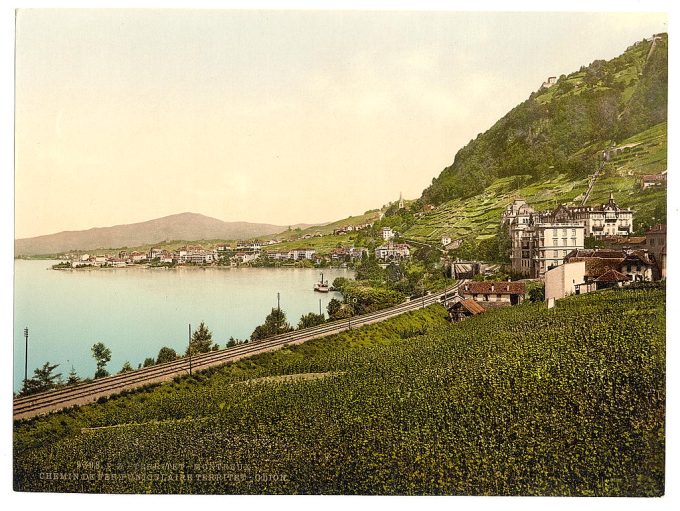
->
[[314, 272, 330, 293]]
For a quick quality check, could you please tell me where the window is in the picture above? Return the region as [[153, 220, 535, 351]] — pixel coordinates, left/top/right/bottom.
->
[[571, 229, 576, 236], [562, 229, 567, 236], [553, 250, 558, 258]]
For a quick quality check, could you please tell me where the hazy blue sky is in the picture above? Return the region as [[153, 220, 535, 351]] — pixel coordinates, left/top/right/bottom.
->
[[14, 9, 667, 237]]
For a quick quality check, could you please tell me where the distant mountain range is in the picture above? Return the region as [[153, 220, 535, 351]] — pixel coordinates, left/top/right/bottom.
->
[[15, 212, 317, 256]]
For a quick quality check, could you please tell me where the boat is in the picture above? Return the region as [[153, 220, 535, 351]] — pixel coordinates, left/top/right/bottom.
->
[[314, 272, 330, 292]]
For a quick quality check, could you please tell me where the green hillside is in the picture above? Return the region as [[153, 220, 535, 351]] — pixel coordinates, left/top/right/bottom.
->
[[14, 287, 664, 495], [422, 34, 666, 205], [406, 34, 666, 245]]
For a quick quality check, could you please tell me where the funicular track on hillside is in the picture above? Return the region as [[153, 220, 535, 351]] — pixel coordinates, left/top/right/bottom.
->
[[13, 282, 462, 421]]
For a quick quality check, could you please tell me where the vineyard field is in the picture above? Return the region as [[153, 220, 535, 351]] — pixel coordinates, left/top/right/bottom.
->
[[14, 288, 665, 495]]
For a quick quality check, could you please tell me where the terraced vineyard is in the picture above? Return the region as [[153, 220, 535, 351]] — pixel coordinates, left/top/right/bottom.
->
[[14, 288, 665, 495], [405, 120, 666, 245], [405, 173, 588, 243]]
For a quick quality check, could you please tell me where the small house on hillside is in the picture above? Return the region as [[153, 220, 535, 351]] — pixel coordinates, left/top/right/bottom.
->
[[460, 281, 526, 306], [447, 297, 486, 322]]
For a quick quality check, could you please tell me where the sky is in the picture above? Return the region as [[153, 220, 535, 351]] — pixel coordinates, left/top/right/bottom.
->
[[13, 9, 668, 238]]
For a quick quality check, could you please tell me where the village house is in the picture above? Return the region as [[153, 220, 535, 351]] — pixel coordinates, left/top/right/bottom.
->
[[289, 248, 316, 261], [233, 252, 260, 264], [640, 172, 666, 190], [603, 235, 647, 251], [645, 224, 666, 279], [149, 247, 166, 260], [441, 235, 452, 247], [264, 250, 290, 261], [459, 281, 526, 306], [382, 227, 395, 241], [130, 251, 148, 263], [544, 261, 593, 306], [541, 76, 557, 89], [374, 242, 410, 262], [107, 257, 128, 267], [236, 240, 262, 251], [187, 250, 215, 264], [563, 248, 657, 283], [447, 297, 486, 322]]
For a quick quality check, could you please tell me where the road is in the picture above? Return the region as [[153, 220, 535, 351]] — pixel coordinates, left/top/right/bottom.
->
[[13, 282, 462, 421]]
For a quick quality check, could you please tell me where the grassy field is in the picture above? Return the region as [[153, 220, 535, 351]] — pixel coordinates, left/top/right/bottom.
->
[[14, 287, 664, 495]]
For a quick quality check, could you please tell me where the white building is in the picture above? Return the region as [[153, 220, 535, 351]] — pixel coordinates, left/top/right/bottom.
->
[[375, 242, 410, 261], [289, 248, 316, 260], [441, 235, 452, 247], [544, 261, 591, 305], [382, 227, 395, 241], [511, 221, 585, 278], [538, 193, 633, 238], [502, 199, 536, 230]]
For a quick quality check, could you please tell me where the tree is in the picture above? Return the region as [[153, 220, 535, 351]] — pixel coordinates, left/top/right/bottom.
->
[[91, 342, 112, 379], [156, 346, 177, 364], [327, 298, 343, 318], [528, 283, 545, 303], [186, 322, 214, 355], [67, 366, 80, 386], [119, 361, 134, 374], [298, 312, 325, 330], [142, 357, 155, 368], [20, 362, 62, 396], [251, 308, 293, 341]]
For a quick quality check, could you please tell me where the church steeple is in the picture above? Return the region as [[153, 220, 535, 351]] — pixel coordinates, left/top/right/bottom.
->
[[398, 192, 404, 209]]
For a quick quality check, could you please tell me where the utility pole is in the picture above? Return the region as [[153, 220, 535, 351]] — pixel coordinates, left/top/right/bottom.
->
[[319, 298, 322, 317], [188, 323, 192, 376], [277, 292, 281, 335], [24, 327, 29, 389]]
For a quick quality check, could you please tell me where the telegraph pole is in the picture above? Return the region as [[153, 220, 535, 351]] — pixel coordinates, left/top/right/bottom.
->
[[277, 292, 281, 335], [319, 298, 322, 317], [188, 323, 192, 376], [23, 327, 29, 388]]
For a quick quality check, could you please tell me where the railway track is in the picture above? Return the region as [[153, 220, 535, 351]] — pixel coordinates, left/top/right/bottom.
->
[[13, 282, 462, 421]]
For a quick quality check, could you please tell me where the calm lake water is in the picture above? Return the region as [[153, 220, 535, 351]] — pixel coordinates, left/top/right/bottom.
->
[[13, 260, 352, 392]]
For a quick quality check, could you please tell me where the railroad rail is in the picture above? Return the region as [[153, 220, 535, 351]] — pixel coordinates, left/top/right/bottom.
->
[[13, 282, 462, 421]]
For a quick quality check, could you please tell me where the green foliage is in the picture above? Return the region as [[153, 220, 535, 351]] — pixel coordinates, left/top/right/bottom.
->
[[19, 362, 62, 396], [14, 290, 664, 495], [421, 35, 666, 207], [298, 312, 326, 330], [66, 367, 80, 386], [187, 322, 214, 355], [143, 358, 155, 368], [327, 298, 343, 319], [156, 346, 177, 364], [528, 283, 545, 302], [118, 361, 134, 374], [91, 342, 111, 379], [251, 308, 293, 341], [354, 256, 384, 282]]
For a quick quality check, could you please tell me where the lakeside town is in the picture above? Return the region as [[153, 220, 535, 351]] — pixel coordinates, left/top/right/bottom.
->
[[50, 190, 667, 322]]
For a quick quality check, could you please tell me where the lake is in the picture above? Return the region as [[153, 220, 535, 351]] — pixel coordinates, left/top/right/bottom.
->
[[13, 260, 352, 392]]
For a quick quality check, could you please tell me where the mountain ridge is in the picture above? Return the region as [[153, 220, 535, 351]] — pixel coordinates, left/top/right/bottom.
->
[[15, 212, 318, 256]]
